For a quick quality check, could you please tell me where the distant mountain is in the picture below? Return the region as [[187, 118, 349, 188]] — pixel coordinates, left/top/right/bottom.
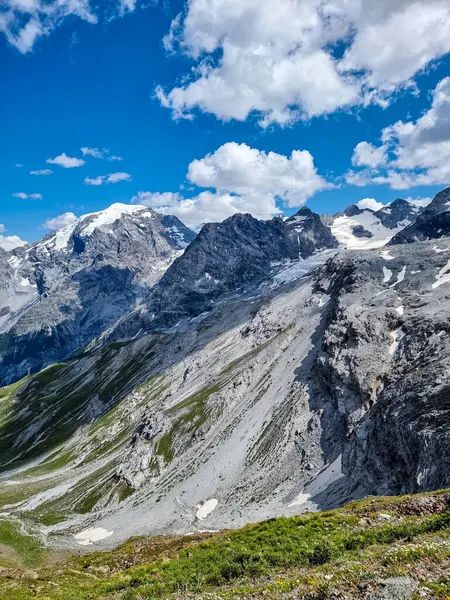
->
[[0, 203, 195, 385], [108, 208, 338, 340], [390, 187, 450, 244], [373, 198, 422, 229], [330, 199, 422, 249]]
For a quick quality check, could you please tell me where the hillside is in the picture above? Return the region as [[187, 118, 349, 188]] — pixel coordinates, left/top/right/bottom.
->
[[1, 489, 450, 599]]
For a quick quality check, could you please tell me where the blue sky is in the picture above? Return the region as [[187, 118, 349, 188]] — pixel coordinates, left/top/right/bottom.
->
[[2, 0, 450, 242]]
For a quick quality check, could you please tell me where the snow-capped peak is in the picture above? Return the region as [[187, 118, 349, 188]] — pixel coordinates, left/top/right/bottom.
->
[[40, 203, 155, 252], [78, 203, 154, 236]]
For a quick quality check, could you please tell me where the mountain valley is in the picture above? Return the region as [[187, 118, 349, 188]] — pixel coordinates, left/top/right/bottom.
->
[[0, 190, 449, 564]]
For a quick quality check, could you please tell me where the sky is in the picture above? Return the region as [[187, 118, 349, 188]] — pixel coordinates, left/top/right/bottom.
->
[[1, 0, 450, 243]]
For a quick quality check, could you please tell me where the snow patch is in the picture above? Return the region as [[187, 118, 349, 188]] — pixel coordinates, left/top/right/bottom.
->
[[380, 250, 395, 261], [389, 328, 405, 355], [432, 259, 450, 289], [331, 212, 406, 250], [383, 267, 393, 283], [81, 204, 152, 236], [432, 245, 450, 254], [74, 527, 114, 546], [196, 498, 218, 520], [395, 306, 404, 316], [390, 266, 406, 288], [288, 492, 311, 507]]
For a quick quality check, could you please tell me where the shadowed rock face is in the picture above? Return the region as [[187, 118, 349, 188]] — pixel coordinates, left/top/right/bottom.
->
[[351, 224, 373, 238], [109, 209, 338, 339], [374, 198, 423, 230], [0, 205, 195, 385], [390, 188, 450, 244]]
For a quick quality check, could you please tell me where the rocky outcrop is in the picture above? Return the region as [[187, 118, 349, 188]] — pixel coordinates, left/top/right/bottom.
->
[[390, 188, 450, 244], [374, 198, 422, 229]]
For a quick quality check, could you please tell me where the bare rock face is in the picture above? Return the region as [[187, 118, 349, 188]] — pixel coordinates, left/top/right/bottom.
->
[[110, 209, 338, 339], [311, 240, 450, 496], [390, 187, 450, 244], [374, 198, 423, 229], [0, 204, 195, 385]]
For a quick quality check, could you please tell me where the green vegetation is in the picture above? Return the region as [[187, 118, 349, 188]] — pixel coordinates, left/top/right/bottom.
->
[[157, 383, 221, 464], [1, 490, 450, 598], [0, 521, 44, 569]]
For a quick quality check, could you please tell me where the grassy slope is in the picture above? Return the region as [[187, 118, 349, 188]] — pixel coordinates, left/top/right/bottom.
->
[[1, 490, 450, 599]]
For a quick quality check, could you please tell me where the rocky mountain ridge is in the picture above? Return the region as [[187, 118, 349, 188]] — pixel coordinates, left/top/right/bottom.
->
[[0, 203, 195, 385]]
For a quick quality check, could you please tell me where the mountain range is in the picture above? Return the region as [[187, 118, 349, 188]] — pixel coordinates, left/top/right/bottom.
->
[[0, 189, 449, 552]]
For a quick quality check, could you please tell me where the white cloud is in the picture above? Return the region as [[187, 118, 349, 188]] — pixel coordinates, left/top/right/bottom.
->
[[0, 0, 97, 53], [84, 172, 131, 185], [15, 163, 22, 168], [0, 234, 28, 251], [157, 0, 450, 126], [30, 169, 53, 175], [81, 147, 107, 159], [13, 192, 42, 199], [356, 198, 385, 211], [187, 142, 332, 207], [43, 212, 77, 230], [403, 196, 433, 208], [47, 153, 85, 168], [0, 224, 5, 233], [132, 190, 281, 229], [348, 77, 450, 190], [80, 147, 123, 161], [106, 172, 130, 183], [352, 142, 388, 168], [132, 142, 330, 228]]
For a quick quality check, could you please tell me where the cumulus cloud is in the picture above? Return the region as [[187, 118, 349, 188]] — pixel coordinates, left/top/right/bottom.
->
[[84, 172, 131, 185], [0, 233, 28, 251], [348, 77, 450, 190], [47, 153, 85, 168], [30, 169, 53, 175], [0, 224, 5, 233], [14, 163, 22, 168], [132, 190, 281, 229], [43, 212, 77, 230], [356, 198, 385, 211], [352, 142, 388, 169], [80, 147, 123, 161], [13, 192, 42, 199], [132, 142, 330, 228], [157, 0, 450, 126], [187, 142, 332, 207]]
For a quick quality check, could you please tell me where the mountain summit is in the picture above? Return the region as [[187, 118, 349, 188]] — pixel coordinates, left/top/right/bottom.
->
[[0, 203, 195, 384]]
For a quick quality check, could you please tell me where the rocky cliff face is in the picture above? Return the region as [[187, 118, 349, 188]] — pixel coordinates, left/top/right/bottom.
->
[[108, 209, 338, 340], [0, 204, 195, 385], [390, 187, 450, 244]]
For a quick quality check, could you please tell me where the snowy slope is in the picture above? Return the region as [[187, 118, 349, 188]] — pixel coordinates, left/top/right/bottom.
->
[[331, 210, 412, 249]]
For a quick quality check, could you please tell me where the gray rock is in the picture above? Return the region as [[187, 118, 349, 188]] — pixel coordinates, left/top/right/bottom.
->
[[0, 204, 195, 385], [390, 187, 450, 244], [375, 577, 418, 600]]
